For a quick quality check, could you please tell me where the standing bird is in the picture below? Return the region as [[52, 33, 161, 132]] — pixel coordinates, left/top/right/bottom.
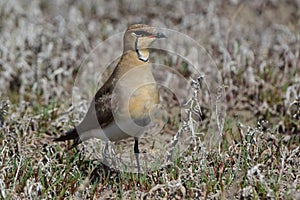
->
[[54, 24, 166, 173]]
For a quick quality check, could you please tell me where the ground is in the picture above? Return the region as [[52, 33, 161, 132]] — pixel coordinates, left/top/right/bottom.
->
[[0, 0, 300, 199]]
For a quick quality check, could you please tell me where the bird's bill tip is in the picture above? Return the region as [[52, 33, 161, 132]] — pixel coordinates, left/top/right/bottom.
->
[[156, 32, 167, 38]]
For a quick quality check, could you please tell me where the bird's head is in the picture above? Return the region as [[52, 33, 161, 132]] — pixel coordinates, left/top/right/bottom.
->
[[123, 24, 166, 61]]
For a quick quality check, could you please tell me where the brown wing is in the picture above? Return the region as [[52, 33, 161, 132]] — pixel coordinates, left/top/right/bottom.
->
[[53, 87, 115, 147], [76, 71, 118, 133], [54, 66, 119, 146]]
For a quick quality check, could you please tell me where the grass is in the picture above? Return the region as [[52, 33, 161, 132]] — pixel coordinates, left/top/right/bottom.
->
[[3, 103, 299, 199], [1, 0, 300, 199]]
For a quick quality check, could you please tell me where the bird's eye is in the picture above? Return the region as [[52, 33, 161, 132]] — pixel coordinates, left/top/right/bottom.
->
[[133, 31, 152, 37]]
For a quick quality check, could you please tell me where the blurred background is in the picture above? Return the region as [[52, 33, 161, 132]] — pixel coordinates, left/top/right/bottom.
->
[[1, 0, 299, 130]]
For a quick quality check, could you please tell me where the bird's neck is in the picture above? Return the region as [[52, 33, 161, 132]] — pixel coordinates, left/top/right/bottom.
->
[[115, 50, 151, 78]]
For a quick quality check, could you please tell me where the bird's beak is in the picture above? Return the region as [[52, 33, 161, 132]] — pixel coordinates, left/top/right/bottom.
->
[[156, 32, 167, 38]]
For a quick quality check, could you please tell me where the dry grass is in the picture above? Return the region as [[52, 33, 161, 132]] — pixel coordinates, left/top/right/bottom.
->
[[1, 0, 300, 199]]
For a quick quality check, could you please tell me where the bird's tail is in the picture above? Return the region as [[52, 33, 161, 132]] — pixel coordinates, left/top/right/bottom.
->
[[54, 128, 81, 148]]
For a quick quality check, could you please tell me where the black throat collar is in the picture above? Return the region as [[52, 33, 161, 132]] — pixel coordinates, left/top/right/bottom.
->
[[135, 38, 149, 62]]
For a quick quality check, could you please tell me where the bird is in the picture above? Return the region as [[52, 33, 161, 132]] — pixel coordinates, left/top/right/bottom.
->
[[54, 24, 166, 173]]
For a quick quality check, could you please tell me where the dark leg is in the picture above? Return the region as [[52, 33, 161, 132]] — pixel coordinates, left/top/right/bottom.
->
[[134, 137, 141, 174]]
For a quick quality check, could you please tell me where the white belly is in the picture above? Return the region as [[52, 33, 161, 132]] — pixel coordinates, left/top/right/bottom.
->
[[79, 119, 148, 142]]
